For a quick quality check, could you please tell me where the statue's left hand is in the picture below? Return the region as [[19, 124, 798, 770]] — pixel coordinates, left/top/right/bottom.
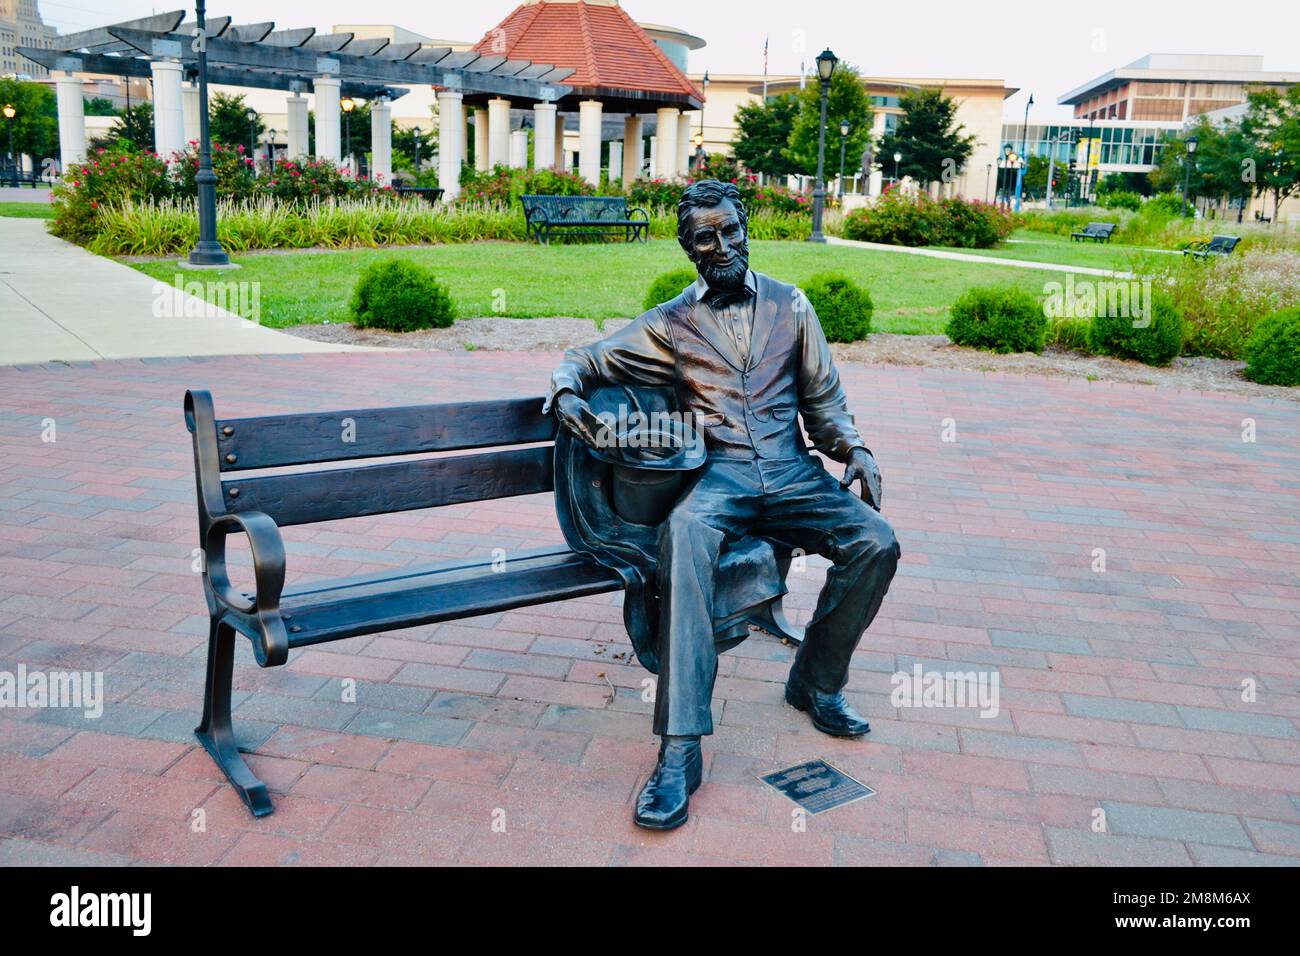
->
[[841, 447, 882, 511]]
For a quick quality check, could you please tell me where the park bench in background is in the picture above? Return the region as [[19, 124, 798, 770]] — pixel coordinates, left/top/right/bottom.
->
[[1183, 234, 1241, 260], [1070, 222, 1116, 243], [184, 390, 800, 817], [394, 185, 444, 204], [520, 194, 650, 244]]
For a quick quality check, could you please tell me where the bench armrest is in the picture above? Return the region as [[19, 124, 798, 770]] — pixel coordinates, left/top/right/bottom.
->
[[628, 206, 650, 222], [205, 511, 289, 667]]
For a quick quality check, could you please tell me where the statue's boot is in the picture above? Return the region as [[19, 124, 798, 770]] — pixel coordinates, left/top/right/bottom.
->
[[633, 735, 702, 830], [785, 672, 871, 737]]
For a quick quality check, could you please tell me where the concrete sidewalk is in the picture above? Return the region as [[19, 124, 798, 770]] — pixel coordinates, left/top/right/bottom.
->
[[0, 218, 370, 365], [828, 235, 1135, 278]]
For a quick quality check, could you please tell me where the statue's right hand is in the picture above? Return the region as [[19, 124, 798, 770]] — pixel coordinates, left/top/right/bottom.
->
[[554, 391, 601, 448]]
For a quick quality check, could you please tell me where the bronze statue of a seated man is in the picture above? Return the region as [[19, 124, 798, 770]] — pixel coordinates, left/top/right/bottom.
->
[[545, 179, 900, 830]]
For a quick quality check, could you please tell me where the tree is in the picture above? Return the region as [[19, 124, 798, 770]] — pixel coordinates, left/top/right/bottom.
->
[[83, 97, 119, 117], [91, 102, 153, 152], [1022, 154, 1052, 195], [876, 87, 976, 192], [0, 77, 59, 170], [732, 92, 800, 178], [393, 125, 434, 171], [209, 92, 263, 152], [1241, 84, 1300, 222], [785, 64, 873, 178]]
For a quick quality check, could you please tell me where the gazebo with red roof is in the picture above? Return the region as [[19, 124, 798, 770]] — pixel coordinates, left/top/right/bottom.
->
[[461, 0, 705, 186]]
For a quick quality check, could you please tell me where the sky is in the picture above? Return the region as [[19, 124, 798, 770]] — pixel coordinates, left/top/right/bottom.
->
[[41, 0, 1300, 120]]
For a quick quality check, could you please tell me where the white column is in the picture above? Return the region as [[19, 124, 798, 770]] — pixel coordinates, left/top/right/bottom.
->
[[676, 112, 692, 176], [313, 76, 340, 164], [473, 108, 489, 171], [608, 140, 623, 184], [554, 114, 565, 170], [487, 97, 510, 168], [150, 59, 185, 159], [286, 93, 308, 159], [532, 101, 556, 169], [54, 72, 86, 172], [509, 129, 528, 169], [578, 99, 603, 186], [182, 82, 200, 148], [436, 90, 463, 198], [654, 108, 679, 178], [648, 136, 657, 177], [370, 96, 392, 185], [622, 114, 643, 184]]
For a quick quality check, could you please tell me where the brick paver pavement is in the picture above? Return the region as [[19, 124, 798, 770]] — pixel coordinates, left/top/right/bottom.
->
[[1, 351, 1297, 866]]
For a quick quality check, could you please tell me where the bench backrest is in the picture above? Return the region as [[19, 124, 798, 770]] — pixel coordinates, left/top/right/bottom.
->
[[1208, 234, 1239, 252], [185, 391, 557, 531], [1086, 222, 1114, 235], [520, 194, 630, 223]]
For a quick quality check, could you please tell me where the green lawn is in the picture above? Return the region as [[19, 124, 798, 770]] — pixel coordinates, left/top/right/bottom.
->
[[0, 201, 55, 219], [934, 228, 1170, 271], [131, 239, 1098, 335]]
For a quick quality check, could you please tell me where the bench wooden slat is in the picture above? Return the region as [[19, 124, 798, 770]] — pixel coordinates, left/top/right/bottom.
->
[[216, 396, 554, 471], [281, 550, 623, 646], [221, 445, 554, 526]]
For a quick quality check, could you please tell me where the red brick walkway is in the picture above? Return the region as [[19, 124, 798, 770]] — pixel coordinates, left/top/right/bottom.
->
[[1, 351, 1297, 866]]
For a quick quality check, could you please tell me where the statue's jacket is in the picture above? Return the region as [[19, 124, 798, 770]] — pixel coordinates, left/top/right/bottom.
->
[[547, 271, 868, 673]]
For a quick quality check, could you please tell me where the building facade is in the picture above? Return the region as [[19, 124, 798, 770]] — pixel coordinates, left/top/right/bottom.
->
[[1, 0, 57, 79]]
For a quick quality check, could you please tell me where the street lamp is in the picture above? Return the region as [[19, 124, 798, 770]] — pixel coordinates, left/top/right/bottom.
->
[[1014, 93, 1032, 211], [984, 163, 991, 203], [837, 120, 851, 198], [188, 0, 230, 267], [892, 151, 901, 187], [265, 129, 277, 166], [1002, 144, 1013, 206], [2, 104, 14, 182], [341, 97, 355, 172], [411, 125, 421, 173], [808, 47, 838, 244], [692, 130, 705, 170], [245, 107, 257, 161], [699, 70, 709, 145], [1182, 134, 1198, 217]]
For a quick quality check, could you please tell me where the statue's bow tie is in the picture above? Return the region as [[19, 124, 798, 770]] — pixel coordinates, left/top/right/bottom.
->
[[702, 287, 753, 310]]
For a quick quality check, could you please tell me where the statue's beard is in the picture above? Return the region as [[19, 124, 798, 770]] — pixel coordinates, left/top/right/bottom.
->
[[697, 250, 749, 291]]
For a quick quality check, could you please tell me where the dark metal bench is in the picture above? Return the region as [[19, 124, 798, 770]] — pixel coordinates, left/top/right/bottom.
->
[[1070, 221, 1116, 242], [394, 185, 444, 204], [2, 168, 44, 188], [520, 193, 650, 244], [1183, 234, 1240, 260], [184, 390, 800, 817]]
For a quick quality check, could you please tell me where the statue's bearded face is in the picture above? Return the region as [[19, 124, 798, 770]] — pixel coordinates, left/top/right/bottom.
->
[[682, 200, 749, 291]]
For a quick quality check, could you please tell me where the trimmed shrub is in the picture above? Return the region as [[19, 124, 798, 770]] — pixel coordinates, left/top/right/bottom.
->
[[802, 272, 873, 342], [946, 284, 1047, 353], [349, 259, 454, 332], [1046, 316, 1093, 352], [1244, 306, 1300, 386], [643, 268, 698, 310], [1088, 290, 1184, 365], [843, 189, 1012, 249], [1098, 190, 1142, 211]]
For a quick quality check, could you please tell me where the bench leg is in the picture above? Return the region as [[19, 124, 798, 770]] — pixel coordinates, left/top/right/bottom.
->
[[195, 617, 274, 817]]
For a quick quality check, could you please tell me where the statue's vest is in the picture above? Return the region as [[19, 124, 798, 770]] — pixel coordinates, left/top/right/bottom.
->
[[658, 273, 807, 461]]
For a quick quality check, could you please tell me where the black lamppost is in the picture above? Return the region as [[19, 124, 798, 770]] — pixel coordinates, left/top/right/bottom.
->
[[838, 119, 849, 201], [1182, 134, 1198, 217], [188, 0, 229, 267], [808, 47, 838, 244], [341, 97, 355, 172], [692, 131, 705, 170], [892, 150, 901, 186], [2, 104, 15, 181], [245, 107, 257, 160], [411, 125, 420, 172], [1002, 144, 1013, 206], [984, 162, 991, 203], [1014, 92, 1033, 211], [699, 70, 709, 145]]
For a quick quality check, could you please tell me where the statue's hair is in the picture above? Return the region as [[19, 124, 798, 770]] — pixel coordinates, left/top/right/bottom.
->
[[677, 179, 748, 248]]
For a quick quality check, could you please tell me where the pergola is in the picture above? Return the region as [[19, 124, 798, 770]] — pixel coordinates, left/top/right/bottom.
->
[[17, 11, 574, 196]]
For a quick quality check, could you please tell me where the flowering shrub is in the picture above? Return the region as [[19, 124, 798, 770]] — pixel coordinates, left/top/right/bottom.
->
[[843, 189, 1013, 248], [457, 165, 598, 207], [50, 145, 171, 245], [51, 143, 393, 244]]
